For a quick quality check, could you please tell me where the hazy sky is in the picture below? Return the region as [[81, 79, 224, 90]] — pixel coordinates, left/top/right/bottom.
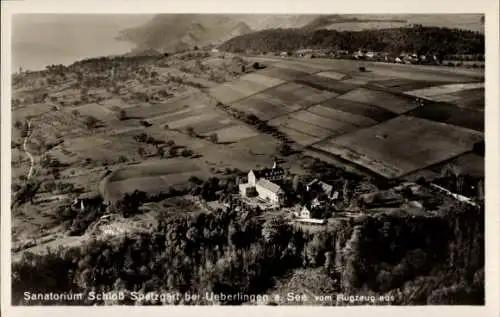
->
[[11, 13, 483, 71]]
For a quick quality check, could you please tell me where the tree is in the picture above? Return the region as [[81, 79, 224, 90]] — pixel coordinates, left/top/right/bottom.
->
[[292, 175, 300, 193], [71, 110, 80, 117], [476, 180, 484, 201], [137, 147, 146, 158], [241, 65, 246, 73], [117, 109, 127, 121], [166, 140, 175, 147], [209, 133, 218, 144], [83, 115, 99, 130], [261, 216, 286, 244], [278, 142, 292, 156], [169, 147, 177, 157], [186, 126, 196, 137], [181, 148, 193, 157], [156, 147, 165, 158]]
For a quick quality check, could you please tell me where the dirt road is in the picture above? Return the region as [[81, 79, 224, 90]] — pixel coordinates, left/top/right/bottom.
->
[[22, 120, 36, 181]]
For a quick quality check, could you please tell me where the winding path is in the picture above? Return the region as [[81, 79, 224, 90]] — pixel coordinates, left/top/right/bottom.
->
[[22, 120, 35, 181]]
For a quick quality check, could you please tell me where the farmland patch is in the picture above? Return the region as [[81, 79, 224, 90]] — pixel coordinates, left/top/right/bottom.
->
[[108, 159, 200, 182], [64, 103, 117, 121], [312, 116, 483, 179], [166, 113, 221, 130], [269, 116, 334, 138], [263, 83, 336, 108], [289, 111, 357, 132], [12, 103, 51, 120], [125, 102, 193, 119], [337, 87, 418, 113], [257, 67, 310, 81], [307, 105, 378, 127], [239, 72, 285, 87], [278, 126, 322, 146], [147, 108, 198, 125], [405, 82, 484, 98], [191, 117, 235, 134], [210, 124, 260, 143], [407, 103, 483, 132], [420, 88, 484, 110], [321, 97, 397, 122], [274, 62, 321, 74], [295, 75, 358, 94], [225, 79, 269, 96], [372, 78, 458, 92], [100, 97, 136, 110], [315, 71, 347, 81], [208, 84, 247, 104], [431, 152, 484, 178], [231, 97, 291, 120]]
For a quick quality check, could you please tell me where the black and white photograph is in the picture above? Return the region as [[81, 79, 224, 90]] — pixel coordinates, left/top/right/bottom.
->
[[1, 0, 499, 316]]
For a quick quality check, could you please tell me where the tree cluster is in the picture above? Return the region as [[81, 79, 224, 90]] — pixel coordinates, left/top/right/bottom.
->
[[220, 26, 484, 56]]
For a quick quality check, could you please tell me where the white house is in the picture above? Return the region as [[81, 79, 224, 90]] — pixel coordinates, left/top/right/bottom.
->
[[239, 162, 286, 206], [256, 179, 285, 205], [306, 179, 339, 200], [365, 51, 376, 59], [300, 205, 311, 219]]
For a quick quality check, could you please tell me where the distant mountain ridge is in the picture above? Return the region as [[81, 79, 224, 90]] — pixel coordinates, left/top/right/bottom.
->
[[118, 14, 484, 53], [118, 14, 321, 52]]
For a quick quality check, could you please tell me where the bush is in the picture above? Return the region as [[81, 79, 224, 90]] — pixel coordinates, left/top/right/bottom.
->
[[117, 110, 127, 121], [209, 133, 218, 144], [181, 148, 193, 157], [12, 183, 21, 192], [83, 116, 99, 130], [186, 127, 196, 137]]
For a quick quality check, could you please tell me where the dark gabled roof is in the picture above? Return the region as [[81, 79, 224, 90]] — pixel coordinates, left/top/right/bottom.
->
[[254, 167, 285, 178]]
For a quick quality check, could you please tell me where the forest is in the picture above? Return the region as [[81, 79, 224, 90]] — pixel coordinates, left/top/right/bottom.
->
[[12, 195, 484, 305], [219, 25, 485, 56]]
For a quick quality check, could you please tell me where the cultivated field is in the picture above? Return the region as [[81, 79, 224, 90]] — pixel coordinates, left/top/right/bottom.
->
[[337, 87, 420, 114], [231, 95, 293, 120], [412, 88, 484, 111], [295, 74, 358, 94], [269, 116, 335, 139], [208, 71, 285, 104], [257, 66, 311, 81], [101, 159, 207, 203], [320, 97, 397, 122], [278, 127, 322, 146], [312, 116, 484, 179], [261, 82, 336, 107], [230, 82, 336, 121], [208, 124, 260, 143], [407, 103, 484, 132], [315, 71, 348, 80], [372, 78, 458, 92], [405, 82, 485, 98], [307, 105, 379, 127]]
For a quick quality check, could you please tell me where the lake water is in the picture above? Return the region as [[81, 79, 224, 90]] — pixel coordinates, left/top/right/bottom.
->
[[12, 14, 153, 72]]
